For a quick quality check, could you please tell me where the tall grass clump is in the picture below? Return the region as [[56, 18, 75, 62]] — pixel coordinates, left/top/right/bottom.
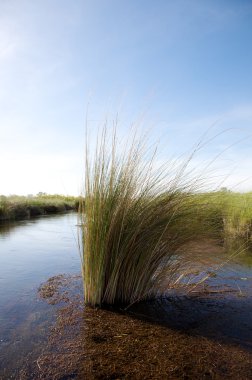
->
[[80, 126, 221, 307]]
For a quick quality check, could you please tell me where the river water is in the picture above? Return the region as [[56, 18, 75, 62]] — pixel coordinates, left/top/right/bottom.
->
[[0, 213, 251, 378], [0, 212, 80, 378]]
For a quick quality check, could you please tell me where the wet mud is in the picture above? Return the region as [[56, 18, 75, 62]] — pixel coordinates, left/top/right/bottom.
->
[[18, 271, 252, 379]]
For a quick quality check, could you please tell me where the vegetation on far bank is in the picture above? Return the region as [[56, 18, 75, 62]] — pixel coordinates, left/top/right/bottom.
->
[[1, 190, 251, 244], [220, 190, 252, 244], [194, 189, 252, 247], [0, 193, 79, 221]]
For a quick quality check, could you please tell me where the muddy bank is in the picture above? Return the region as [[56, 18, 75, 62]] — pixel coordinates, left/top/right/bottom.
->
[[16, 272, 252, 380]]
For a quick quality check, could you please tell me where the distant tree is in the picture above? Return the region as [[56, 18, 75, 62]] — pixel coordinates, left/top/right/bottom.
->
[[220, 187, 231, 193], [37, 192, 47, 197]]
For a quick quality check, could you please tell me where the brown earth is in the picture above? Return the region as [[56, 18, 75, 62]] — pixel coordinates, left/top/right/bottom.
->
[[19, 269, 252, 380]]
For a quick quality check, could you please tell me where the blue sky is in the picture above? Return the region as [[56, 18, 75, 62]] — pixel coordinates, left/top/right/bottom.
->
[[1, 0, 252, 195]]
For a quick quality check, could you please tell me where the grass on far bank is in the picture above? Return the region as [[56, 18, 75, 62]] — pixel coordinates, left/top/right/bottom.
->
[[183, 190, 252, 248], [0, 193, 79, 221], [221, 191, 252, 246]]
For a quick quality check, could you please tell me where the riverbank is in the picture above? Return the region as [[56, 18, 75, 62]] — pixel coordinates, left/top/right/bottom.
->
[[26, 259, 252, 379], [0, 194, 79, 221], [32, 304, 252, 380]]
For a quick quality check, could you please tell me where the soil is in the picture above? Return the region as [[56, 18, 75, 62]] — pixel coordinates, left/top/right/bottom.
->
[[20, 264, 252, 380]]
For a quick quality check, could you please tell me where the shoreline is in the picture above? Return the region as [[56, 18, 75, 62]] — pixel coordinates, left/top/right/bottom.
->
[[0, 195, 79, 222], [26, 272, 252, 379]]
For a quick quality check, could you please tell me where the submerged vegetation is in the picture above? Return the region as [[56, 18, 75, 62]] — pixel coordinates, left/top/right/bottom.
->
[[79, 127, 227, 307], [0, 193, 79, 221]]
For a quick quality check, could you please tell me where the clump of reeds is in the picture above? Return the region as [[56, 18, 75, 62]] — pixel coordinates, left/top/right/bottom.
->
[[80, 126, 221, 307]]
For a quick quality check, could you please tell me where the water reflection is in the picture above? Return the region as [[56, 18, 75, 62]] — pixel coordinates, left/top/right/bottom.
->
[[0, 212, 73, 238], [0, 222, 19, 238], [224, 239, 252, 267], [0, 212, 81, 378], [239, 252, 252, 268], [0, 212, 80, 309]]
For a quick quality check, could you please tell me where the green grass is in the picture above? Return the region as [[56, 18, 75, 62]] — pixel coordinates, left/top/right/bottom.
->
[[79, 128, 222, 307], [191, 191, 252, 249], [0, 194, 79, 221], [216, 191, 252, 247]]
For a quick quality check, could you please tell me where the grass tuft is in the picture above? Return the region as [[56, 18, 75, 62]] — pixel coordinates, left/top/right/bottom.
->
[[80, 126, 226, 307]]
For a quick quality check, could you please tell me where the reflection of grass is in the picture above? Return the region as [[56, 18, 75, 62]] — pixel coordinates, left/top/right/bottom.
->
[[236, 249, 252, 268], [241, 255, 252, 268], [0, 194, 79, 221], [80, 128, 220, 307]]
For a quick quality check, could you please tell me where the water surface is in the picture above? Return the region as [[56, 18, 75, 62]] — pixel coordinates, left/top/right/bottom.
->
[[0, 213, 80, 378], [0, 212, 79, 309]]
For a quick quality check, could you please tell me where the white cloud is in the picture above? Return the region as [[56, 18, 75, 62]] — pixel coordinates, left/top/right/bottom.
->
[[1, 153, 83, 196]]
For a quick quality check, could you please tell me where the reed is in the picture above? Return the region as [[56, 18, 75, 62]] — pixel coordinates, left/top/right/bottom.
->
[[79, 127, 222, 307]]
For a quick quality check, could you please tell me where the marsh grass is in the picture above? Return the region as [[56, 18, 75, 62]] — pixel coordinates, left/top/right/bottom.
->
[[220, 191, 252, 247], [0, 194, 78, 221], [80, 127, 222, 307]]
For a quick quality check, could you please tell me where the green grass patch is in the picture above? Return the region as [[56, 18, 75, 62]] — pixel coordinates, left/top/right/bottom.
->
[[216, 190, 252, 247], [0, 194, 79, 221]]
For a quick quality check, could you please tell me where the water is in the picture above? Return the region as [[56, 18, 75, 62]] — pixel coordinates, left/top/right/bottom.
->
[[0, 212, 80, 310], [130, 242, 252, 351], [0, 212, 80, 378]]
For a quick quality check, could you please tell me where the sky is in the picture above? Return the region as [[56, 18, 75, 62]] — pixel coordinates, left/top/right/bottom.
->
[[1, 0, 252, 195]]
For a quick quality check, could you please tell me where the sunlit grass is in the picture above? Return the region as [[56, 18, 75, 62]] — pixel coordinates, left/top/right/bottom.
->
[[220, 191, 252, 247], [79, 127, 221, 307], [0, 194, 78, 220]]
